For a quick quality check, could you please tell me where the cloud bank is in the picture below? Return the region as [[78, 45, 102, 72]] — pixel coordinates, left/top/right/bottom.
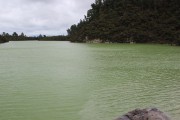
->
[[0, 0, 94, 36]]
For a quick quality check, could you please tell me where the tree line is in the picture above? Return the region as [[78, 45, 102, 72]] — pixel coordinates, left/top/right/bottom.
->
[[67, 0, 180, 45], [0, 32, 68, 43], [39, 35, 69, 41], [0, 32, 27, 43]]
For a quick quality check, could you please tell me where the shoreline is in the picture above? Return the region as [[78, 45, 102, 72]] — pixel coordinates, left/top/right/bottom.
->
[[1, 40, 179, 46]]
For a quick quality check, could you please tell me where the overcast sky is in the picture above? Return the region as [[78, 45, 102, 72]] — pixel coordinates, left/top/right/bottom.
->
[[0, 0, 94, 36]]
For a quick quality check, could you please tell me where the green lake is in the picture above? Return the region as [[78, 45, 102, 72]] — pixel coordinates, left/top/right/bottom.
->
[[0, 41, 180, 120]]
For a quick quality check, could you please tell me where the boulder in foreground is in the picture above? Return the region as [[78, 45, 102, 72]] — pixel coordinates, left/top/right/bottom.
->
[[115, 108, 170, 120]]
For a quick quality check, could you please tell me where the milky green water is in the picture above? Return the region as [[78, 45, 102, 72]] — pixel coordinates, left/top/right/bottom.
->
[[0, 41, 180, 120]]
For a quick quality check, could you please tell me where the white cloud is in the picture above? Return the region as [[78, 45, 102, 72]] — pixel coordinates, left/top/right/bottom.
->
[[0, 0, 94, 36]]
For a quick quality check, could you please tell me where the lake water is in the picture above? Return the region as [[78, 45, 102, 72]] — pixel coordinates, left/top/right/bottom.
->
[[0, 41, 180, 120]]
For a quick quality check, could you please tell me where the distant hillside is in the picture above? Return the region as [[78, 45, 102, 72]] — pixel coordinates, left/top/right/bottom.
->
[[67, 0, 180, 45]]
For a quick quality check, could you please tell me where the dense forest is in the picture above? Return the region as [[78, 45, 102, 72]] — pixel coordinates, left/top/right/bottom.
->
[[67, 0, 180, 45], [0, 32, 68, 43]]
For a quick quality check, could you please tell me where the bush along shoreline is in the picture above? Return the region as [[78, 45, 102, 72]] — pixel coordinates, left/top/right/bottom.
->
[[0, 35, 9, 44], [67, 0, 180, 45]]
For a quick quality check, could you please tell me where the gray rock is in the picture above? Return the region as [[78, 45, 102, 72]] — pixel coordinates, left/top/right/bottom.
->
[[115, 108, 170, 120]]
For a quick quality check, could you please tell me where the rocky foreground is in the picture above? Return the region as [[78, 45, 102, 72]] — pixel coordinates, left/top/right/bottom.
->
[[115, 108, 170, 120]]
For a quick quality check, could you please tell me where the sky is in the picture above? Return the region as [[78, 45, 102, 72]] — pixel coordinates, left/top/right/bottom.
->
[[0, 0, 94, 36]]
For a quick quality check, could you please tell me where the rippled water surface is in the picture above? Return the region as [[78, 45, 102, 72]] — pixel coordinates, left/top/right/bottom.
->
[[0, 41, 180, 120]]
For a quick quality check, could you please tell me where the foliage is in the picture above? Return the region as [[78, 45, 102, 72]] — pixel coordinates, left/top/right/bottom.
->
[[0, 32, 36, 42], [39, 35, 69, 41], [67, 0, 180, 45]]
